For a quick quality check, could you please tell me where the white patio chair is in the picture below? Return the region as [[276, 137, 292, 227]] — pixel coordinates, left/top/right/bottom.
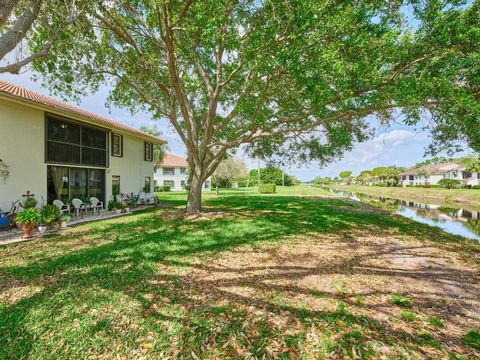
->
[[89, 197, 103, 215], [71, 198, 86, 218], [53, 200, 70, 215]]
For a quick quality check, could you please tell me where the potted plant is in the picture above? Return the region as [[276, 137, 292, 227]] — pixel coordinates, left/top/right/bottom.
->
[[23, 197, 37, 209], [41, 204, 60, 231], [59, 214, 71, 229], [16, 208, 41, 239], [38, 223, 47, 233]]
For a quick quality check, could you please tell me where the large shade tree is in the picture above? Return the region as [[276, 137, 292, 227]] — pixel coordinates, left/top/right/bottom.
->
[[33, 0, 480, 213], [0, 0, 85, 74]]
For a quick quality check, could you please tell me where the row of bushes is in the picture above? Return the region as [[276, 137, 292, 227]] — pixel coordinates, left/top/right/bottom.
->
[[405, 179, 480, 189], [259, 184, 276, 194], [154, 185, 171, 192]]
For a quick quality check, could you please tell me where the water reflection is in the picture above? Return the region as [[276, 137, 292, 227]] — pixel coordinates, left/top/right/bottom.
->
[[330, 189, 480, 241]]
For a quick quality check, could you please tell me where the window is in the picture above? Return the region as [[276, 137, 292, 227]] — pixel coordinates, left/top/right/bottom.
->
[[180, 167, 187, 175], [181, 180, 186, 188], [144, 177, 151, 193], [47, 166, 105, 204], [164, 180, 174, 188], [204, 181, 210, 189], [162, 167, 175, 176], [144, 142, 153, 161], [111, 133, 123, 157], [112, 176, 120, 196], [46, 116, 107, 167]]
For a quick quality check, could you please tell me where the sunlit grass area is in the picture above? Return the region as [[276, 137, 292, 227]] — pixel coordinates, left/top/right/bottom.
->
[[1, 189, 479, 358]]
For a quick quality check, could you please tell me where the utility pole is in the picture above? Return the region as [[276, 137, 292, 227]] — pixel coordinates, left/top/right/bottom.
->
[[282, 170, 285, 187]]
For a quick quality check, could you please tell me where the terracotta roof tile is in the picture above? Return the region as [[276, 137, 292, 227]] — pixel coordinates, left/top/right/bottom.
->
[[400, 162, 465, 176], [0, 80, 164, 144], [161, 153, 188, 167]]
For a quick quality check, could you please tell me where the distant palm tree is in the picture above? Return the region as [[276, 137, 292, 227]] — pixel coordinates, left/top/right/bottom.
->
[[140, 125, 168, 170]]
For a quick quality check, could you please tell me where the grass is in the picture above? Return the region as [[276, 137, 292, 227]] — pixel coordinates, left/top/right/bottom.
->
[[462, 330, 480, 350], [331, 184, 480, 212], [0, 186, 479, 359], [400, 311, 417, 322], [390, 294, 413, 307]]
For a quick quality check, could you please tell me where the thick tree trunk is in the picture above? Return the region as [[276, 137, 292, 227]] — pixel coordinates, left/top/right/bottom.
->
[[186, 175, 203, 214]]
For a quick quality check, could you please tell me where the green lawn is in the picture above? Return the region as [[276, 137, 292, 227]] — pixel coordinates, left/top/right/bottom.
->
[[1, 187, 479, 359], [331, 184, 480, 212]]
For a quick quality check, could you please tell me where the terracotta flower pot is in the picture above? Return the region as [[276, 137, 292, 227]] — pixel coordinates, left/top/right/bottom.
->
[[21, 222, 35, 239]]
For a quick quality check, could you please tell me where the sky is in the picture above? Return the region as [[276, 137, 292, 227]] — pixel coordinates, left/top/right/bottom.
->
[[0, 70, 469, 181]]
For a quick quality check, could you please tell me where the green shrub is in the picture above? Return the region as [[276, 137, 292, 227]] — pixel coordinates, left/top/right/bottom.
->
[[438, 178, 461, 189], [390, 294, 412, 307], [23, 197, 37, 209], [154, 185, 171, 192], [472, 185, 480, 190], [461, 329, 480, 350], [428, 316, 445, 329], [400, 311, 417, 321], [107, 195, 121, 211], [41, 205, 60, 226], [16, 208, 41, 224], [259, 183, 276, 193]]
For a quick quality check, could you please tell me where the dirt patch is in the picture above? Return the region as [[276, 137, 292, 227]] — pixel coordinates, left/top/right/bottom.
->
[[179, 233, 480, 358], [161, 210, 233, 222]]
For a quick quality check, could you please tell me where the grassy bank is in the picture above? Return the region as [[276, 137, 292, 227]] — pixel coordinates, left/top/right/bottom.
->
[[331, 184, 480, 212], [1, 189, 479, 358]]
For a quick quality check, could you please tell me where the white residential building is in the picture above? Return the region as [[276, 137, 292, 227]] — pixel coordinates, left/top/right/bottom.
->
[[154, 153, 211, 191], [400, 162, 479, 187], [0, 81, 165, 211]]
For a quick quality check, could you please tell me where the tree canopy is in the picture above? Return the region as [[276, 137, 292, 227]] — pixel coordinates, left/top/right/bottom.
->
[[0, 0, 85, 73], [31, 0, 480, 212], [213, 156, 249, 192], [250, 167, 297, 187]]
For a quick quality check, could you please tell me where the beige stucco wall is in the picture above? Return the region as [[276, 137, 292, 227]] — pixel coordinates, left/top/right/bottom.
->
[[107, 134, 155, 202], [0, 97, 157, 211], [0, 98, 47, 211]]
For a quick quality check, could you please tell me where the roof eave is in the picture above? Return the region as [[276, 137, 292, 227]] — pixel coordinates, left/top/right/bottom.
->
[[0, 91, 165, 145]]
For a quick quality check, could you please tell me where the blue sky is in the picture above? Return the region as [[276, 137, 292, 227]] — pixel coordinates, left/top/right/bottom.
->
[[0, 70, 468, 181]]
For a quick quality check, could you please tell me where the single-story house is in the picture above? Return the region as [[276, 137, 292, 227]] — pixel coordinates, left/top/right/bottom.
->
[[400, 162, 479, 187], [154, 152, 211, 191], [0, 81, 165, 211]]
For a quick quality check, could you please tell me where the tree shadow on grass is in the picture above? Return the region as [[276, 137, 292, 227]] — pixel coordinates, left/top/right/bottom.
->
[[0, 195, 479, 358]]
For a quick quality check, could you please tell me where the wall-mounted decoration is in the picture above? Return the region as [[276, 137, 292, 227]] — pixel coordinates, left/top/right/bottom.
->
[[0, 159, 10, 183]]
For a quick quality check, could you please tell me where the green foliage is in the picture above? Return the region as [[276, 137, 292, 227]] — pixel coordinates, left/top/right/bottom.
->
[[312, 176, 332, 186], [460, 153, 480, 174], [461, 329, 480, 350], [390, 294, 412, 307], [339, 171, 352, 179], [414, 157, 450, 169], [400, 311, 417, 322], [140, 125, 168, 168], [23, 197, 37, 209], [472, 185, 480, 190], [428, 316, 445, 329], [16, 208, 41, 224], [107, 195, 121, 211], [41, 205, 61, 226], [259, 184, 276, 194], [438, 179, 461, 189], [59, 214, 72, 222], [155, 185, 171, 192], [250, 167, 297, 186], [31, 0, 480, 211]]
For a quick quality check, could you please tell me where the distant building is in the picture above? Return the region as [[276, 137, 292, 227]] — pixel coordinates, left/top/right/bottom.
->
[[154, 153, 211, 191], [400, 162, 479, 186]]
